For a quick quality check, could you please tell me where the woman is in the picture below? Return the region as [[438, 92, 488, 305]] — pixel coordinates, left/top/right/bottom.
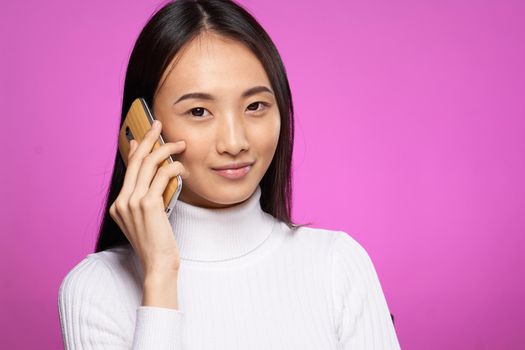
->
[[58, 0, 401, 349]]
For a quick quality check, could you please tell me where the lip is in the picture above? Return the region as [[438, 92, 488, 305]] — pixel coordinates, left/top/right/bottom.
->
[[211, 161, 255, 170], [212, 163, 253, 180]]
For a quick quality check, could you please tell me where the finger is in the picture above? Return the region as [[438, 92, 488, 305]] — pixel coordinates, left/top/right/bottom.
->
[[128, 139, 138, 158], [132, 121, 163, 160], [113, 211, 130, 240], [133, 141, 187, 199], [148, 161, 189, 199], [120, 122, 162, 197], [110, 203, 132, 242]]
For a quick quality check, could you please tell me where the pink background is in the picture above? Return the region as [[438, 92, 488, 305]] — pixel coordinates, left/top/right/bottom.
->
[[1, 0, 524, 348]]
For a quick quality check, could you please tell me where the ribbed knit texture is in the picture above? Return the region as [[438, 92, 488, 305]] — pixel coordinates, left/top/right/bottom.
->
[[58, 185, 401, 349]]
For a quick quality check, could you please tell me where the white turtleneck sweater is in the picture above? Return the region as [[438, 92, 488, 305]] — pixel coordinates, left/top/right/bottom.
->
[[58, 185, 401, 349]]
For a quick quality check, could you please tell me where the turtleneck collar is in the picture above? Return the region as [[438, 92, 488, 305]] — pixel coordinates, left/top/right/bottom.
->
[[167, 185, 276, 263]]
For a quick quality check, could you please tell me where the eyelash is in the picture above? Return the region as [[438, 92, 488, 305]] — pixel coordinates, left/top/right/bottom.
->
[[185, 101, 269, 118]]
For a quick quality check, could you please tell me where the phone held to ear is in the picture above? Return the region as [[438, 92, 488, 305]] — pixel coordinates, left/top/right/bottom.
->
[[117, 97, 182, 217]]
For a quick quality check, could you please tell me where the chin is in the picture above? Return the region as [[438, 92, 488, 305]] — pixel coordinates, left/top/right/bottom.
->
[[209, 184, 255, 203], [181, 180, 257, 208]]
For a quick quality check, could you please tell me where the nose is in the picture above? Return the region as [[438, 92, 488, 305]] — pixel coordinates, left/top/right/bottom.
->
[[215, 111, 249, 156]]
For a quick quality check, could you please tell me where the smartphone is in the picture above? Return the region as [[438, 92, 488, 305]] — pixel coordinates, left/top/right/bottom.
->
[[117, 97, 182, 217]]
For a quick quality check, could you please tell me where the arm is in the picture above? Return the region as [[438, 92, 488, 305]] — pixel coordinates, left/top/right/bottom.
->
[[58, 256, 183, 349], [331, 231, 401, 349]]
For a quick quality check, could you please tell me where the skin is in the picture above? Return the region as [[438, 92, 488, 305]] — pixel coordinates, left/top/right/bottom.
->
[[152, 31, 281, 209]]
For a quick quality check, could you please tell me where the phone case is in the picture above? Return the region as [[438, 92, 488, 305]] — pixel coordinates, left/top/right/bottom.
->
[[117, 97, 182, 217]]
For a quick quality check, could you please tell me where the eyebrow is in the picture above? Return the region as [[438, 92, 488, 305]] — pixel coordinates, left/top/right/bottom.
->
[[173, 85, 274, 105]]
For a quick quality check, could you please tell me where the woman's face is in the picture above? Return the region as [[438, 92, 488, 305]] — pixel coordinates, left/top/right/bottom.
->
[[152, 31, 280, 209]]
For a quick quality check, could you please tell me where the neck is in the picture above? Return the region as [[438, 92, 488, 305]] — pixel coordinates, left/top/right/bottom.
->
[[167, 185, 276, 262]]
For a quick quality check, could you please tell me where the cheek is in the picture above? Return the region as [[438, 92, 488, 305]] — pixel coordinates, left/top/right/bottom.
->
[[265, 113, 281, 148], [168, 131, 210, 170], [253, 115, 280, 159], [177, 141, 208, 170]]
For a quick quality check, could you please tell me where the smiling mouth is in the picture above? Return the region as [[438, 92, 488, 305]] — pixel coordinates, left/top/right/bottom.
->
[[212, 164, 252, 179], [211, 161, 255, 170]]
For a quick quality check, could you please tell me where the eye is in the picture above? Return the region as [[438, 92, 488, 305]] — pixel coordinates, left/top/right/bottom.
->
[[186, 107, 210, 118], [247, 101, 270, 113], [185, 102, 269, 118]]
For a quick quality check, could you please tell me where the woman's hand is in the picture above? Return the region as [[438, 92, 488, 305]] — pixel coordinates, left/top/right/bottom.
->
[[109, 120, 189, 307]]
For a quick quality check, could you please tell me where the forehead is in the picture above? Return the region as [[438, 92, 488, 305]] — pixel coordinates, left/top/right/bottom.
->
[[158, 31, 271, 95]]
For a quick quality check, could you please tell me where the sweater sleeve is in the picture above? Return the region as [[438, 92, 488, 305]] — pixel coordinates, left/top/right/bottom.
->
[[331, 231, 401, 349], [58, 255, 183, 349]]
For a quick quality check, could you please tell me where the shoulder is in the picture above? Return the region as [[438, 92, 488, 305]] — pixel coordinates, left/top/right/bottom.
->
[[279, 225, 374, 278], [59, 244, 134, 287], [283, 225, 379, 301], [328, 230, 390, 333], [292, 227, 375, 284], [59, 253, 112, 296], [284, 224, 339, 250], [325, 231, 400, 346], [57, 245, 146, 347], [57, 254, 116, 326], [329, 229, 378, 295], [330, 230, 373, 267], [58, 244, 140, 310], [285, 225, 369, 259]]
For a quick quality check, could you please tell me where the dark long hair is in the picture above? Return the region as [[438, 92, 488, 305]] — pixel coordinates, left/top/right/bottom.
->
[[94, 0, 311, 253]]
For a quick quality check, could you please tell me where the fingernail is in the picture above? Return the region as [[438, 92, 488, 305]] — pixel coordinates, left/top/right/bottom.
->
[[153, 120, 160, 128]]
